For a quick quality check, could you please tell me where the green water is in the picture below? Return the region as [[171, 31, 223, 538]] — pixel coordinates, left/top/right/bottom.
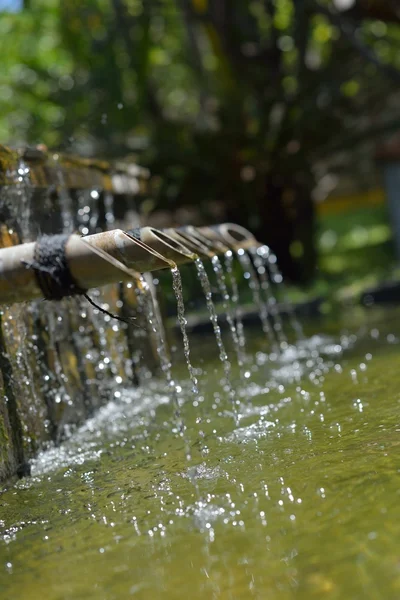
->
[[2, 308, 400, 599]]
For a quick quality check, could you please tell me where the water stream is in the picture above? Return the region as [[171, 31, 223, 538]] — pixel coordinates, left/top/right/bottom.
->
[[224, 250, 247, 359], [237, 249, 279, 354], [136, 277, 176, 401], [211, 255, 244, 374], [171, 266, 199, 398], [135, 274, 195, 465], [257, 245, 304, 341], [248, 246, 288, 348], [195, 258, 238, 421]]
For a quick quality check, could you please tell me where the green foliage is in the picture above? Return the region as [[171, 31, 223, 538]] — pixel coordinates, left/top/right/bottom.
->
[[0, 0, 395, 154]]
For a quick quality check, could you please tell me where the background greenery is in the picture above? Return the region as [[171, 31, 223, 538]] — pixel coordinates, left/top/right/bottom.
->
[[1, 0, 400, 283]]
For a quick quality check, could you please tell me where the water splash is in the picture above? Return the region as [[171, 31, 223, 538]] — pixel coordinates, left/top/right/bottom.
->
[[195, 258, 238, 421]]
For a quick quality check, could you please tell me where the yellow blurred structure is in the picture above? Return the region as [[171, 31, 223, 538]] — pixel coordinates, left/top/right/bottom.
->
[[316, 188, 385, 217]]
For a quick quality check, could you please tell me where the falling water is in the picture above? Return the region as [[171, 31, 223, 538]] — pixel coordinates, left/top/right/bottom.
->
[[171, 266, 199, 397], [195, 258, 238, 421], [171, 266, 209, 476], [237, 249, 279, 354], [137, 275, 193, 461], [137, 276, 173, 385], [211, 255, 245, 373], [224, 250, 247, 357], [143, 272, 168, 360], [260, 245, 305, 341], [248, 247, 288, 349], [121, 280, 153, 384]]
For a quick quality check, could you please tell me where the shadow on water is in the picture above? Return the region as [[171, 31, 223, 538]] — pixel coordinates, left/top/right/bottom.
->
[[2, 307, 400, 599]]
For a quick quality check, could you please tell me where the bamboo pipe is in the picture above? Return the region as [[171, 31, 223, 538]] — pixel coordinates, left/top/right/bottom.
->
[[0, 223, 256, 306], [85, 228, 196, 271], [185, 227, 231, 254], [0, 227, 196, 306], [84, 229, 174, 271], [165, 227, 216, 258], [135, 227, 197, 264], [198, 223, 259, 250], [164, 229, 210, 257], [0, 235, 139, 305]]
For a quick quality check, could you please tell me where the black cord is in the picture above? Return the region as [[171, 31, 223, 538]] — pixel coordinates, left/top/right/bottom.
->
[[84, 293, 140, 327]]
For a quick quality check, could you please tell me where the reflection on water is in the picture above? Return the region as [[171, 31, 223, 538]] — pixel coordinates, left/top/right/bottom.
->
[[2, 308, 400, 599]]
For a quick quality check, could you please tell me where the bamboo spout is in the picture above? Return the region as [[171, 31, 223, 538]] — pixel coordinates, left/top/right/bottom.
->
[[198, 223, 259, 250], [185, 227, 230, 254], [165, 227, 216, 258], [0, 227, 198, 306], [84, 229, 174, 272], [137, 227, 197, 265], [0, 223, 256, 306]]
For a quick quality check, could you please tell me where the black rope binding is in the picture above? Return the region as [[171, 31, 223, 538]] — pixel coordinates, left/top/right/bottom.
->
[[24, 234, 86, 300], [22, 234, 139, 327]]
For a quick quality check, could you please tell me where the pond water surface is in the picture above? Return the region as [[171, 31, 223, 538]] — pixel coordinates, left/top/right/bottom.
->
[[2, 307, 400, 599]]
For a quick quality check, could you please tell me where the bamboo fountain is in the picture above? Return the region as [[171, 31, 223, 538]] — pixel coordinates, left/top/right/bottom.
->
[[0, 145, 266, 482]]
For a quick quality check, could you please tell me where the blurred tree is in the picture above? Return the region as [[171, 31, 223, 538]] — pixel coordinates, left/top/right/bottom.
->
[[0, 0, 400, 280]]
